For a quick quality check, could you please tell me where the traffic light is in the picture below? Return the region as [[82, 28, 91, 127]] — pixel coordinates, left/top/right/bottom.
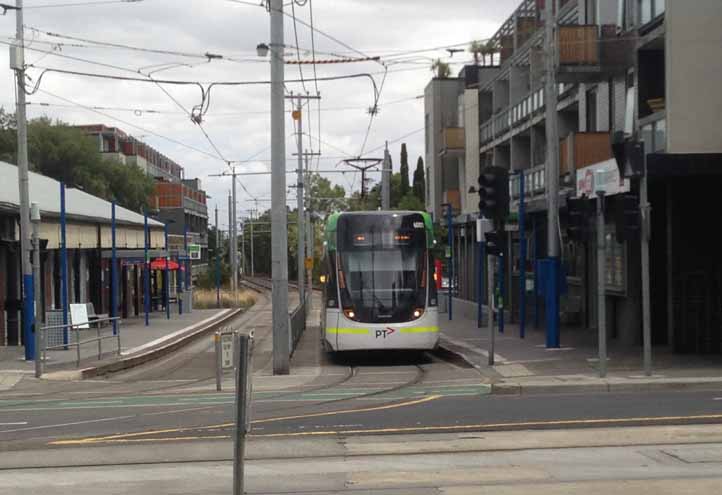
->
[[484, 231, 505, 256], [566, 197, 590, 242], [477, 166, 510, 223], [614, 193, 641, 241]]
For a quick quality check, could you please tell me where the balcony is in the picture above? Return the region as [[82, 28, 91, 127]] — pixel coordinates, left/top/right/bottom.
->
[[440, 127, 465, 157], [557, 25, 634, 84], [559, 132, 612, 176]]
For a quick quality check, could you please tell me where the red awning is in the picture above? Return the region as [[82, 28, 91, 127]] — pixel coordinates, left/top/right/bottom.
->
[[150, 258, 180, 270]]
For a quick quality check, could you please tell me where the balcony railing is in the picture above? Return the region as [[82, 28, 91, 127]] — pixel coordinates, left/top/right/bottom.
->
[[559, 132, 612, 176], [557, 25, 634, 83], [558, 25, 599, 65]]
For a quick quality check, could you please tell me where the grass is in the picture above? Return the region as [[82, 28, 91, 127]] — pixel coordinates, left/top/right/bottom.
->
[[193, 288, 256, 310]]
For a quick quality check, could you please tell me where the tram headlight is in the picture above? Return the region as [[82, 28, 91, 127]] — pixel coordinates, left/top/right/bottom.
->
[[344, 309, 356, 320], [412, 308, 424, 319]]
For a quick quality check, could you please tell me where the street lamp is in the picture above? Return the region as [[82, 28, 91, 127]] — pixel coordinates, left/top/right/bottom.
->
[[256, 43, 269, 58]]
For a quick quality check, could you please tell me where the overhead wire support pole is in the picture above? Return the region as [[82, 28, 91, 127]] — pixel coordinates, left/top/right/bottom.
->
[[544, 0, 561, 348], [294, 95, 305, 312], [231, 166, 238, 297], [270, 0, 290, 375], [13, 0, 34, 360]]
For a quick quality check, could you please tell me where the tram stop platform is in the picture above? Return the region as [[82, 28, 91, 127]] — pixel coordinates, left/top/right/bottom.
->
[[439, 298, 722, 395], [0, 307, 240, 384]]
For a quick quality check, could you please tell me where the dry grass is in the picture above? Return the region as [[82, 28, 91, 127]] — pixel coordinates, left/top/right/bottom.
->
[[193, 288, 256, 310]]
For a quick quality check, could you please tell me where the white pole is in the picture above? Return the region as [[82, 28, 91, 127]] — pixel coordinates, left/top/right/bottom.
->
[[270, 0, 290, 375]]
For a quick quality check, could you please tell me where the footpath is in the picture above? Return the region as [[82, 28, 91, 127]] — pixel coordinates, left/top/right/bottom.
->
[[0, 304, 242, 386], [439, 299, 722, 395]]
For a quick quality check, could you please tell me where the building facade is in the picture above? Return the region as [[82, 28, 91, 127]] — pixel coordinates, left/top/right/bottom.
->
[[425, 0, 722, 353], [78, 125, 209, 271]]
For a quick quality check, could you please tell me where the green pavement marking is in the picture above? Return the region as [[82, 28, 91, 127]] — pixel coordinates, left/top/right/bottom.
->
[[0, 384, 490, 412]]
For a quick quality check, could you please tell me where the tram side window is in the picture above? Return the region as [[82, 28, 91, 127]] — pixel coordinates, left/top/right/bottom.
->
[[324, 252, 339, 308]]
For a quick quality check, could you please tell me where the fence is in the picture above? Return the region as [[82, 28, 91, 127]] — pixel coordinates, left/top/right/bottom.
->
[[41, 316, 121, 368], [289, 294, 309, 355]]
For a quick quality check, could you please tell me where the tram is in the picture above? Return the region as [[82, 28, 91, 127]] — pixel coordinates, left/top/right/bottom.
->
[[320, 211, 440, 352]]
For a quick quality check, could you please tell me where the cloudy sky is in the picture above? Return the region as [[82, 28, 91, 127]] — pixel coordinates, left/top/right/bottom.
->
[[1, 0, 516, 230]]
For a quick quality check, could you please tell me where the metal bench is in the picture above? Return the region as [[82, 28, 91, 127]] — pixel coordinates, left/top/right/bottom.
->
[[86, 302, 110, 328]]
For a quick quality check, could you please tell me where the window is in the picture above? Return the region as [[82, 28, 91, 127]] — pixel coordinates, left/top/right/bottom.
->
[[639, 0, 665, 25], [586, 89, 598, 132]]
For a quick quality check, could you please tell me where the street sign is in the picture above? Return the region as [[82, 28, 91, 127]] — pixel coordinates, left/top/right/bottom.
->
[[188, 244, 201, 260], [221, 333, 234, 369]]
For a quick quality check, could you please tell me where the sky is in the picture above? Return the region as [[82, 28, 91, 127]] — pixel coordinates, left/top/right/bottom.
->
[[0, 0, 516, 231]]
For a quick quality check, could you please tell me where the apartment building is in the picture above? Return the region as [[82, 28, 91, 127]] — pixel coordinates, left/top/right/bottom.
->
[[79, 125, 209, 270], [425, 0, 722, 354]]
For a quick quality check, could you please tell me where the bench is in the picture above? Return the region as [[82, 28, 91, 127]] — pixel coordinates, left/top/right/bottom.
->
[[86, 302, 110, 328]]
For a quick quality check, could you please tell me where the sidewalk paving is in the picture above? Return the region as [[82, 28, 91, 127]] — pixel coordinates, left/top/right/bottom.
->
[[0, 306, 240, 382], [439, 300, 722, 394]]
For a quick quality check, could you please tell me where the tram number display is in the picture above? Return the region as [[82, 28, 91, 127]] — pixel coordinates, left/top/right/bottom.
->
[[375, 328, 396, 339]]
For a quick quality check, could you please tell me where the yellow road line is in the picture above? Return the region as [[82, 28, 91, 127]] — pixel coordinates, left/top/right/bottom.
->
[[250, 413, 722, 438], [49, 395, 441, 446]]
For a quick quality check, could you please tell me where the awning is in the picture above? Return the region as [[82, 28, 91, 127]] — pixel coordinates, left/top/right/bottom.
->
[[150, 258, 181, 270]]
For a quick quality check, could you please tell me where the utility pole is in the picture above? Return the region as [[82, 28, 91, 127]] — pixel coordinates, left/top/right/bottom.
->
[[641, 149, 652, 376], [215, 205, 221, 308], [12, 0, 33, 360], [228, 192, 233, 267], [595, 182, 607, 378], [304, 150, 313, 307], [544, 0, 561, 348], [270, 0, 290, 375], [250, 209, 255, 278], [231, 168, 238, 295], [294, 96, 305, 308], [381, 141, 391, 210]]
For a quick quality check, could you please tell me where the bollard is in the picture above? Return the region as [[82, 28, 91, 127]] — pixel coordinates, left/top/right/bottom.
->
[[233, 333, 252, 495]]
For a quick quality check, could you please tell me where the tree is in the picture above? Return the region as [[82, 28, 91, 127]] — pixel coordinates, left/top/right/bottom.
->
[[399, 143, 410, 197], [307, 173, 347, 217], [469, 40, 484, 65], [413, 156, 425, 203], [397, 193, 424, 211], [430, 59, 451, 79]]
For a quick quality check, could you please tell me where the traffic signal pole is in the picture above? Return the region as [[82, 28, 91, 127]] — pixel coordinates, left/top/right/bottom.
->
[[595, 187, 607, 378], [641, 151, 652, 376]]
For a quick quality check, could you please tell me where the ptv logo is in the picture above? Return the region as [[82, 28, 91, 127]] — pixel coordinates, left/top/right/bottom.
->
[[375, 328, 396, 339]]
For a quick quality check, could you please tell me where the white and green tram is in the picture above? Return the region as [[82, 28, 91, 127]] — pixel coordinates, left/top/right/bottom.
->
[[320, 211, 440, 352]]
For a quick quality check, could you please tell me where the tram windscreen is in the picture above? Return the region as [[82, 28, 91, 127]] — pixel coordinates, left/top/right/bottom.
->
[[337, 213, 427, 323]]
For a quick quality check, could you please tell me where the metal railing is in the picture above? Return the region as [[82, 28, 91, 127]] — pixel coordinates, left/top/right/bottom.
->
[[289, 294, 309, 355], [41, 317, 122, 368]]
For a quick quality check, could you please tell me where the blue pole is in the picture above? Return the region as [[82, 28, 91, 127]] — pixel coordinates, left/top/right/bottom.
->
[[519, 171, 527, 339], [499, 252, 505, 334], [477, 239, 485, 328], [446, 205, 453, 321], [533, 216, 540, 329], [111, 201, 118, 336], [144, 208, 149, 326], [60, 183, 68, 347], [165, 223, 170, 320], [545, 257, 561, 348]]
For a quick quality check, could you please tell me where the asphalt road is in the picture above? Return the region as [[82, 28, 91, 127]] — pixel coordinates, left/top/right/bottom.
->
[[2, 321, 722, 450]]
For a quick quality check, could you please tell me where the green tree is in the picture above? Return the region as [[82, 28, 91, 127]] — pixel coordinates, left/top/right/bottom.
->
[[307, 172, 347, 216], [413, 156, 426, 203], [431, 59, 451, 78], [397, 193, 424, 211], [399, 143, 410, 197]]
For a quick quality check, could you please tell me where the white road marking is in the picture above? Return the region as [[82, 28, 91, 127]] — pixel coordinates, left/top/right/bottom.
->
[[0, 422, 28, 426], [0, 415, 135, 434]]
